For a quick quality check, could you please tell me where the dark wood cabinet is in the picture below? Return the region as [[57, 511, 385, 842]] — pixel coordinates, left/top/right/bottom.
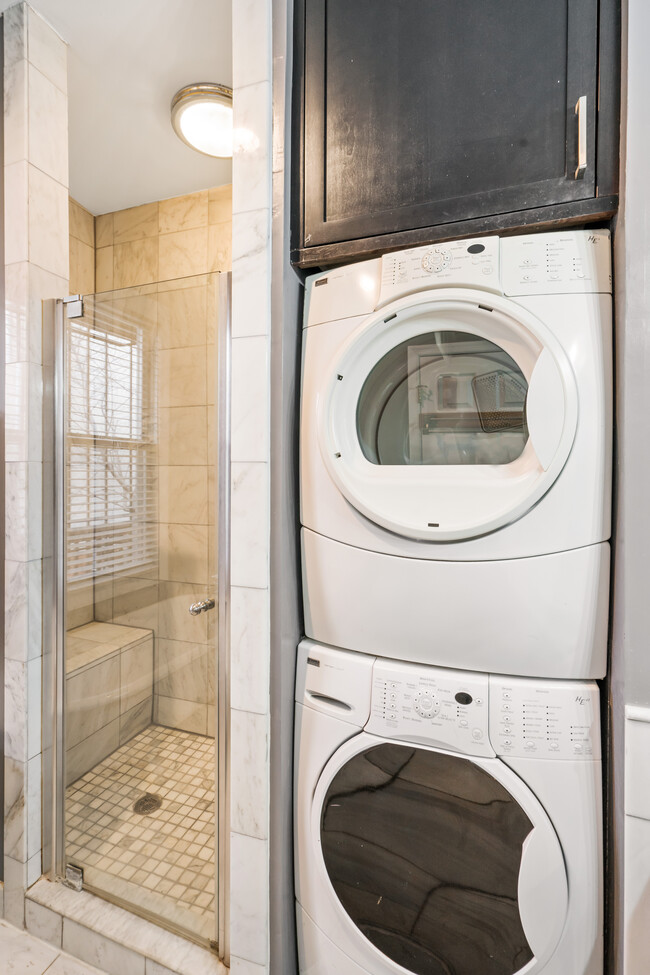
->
[[292, 0, 619, 268]]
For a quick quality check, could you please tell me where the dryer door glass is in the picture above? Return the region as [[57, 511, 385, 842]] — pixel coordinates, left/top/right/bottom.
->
[[357, 330, 528, 465], [320, 742, 534, 975]]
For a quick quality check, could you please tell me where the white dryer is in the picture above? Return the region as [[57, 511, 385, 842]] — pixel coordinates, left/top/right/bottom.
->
[[294, 640, 603, 975], [300, 230, 612, 678]]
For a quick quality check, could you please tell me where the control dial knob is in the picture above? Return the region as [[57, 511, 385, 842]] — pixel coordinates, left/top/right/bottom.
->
[[421, 248, 450, 274], [414, 689, 440, 718]]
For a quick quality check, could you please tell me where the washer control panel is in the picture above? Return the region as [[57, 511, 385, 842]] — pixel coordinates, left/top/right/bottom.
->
[[489, 675, 600, 760], [501, 229, 611, 296], [366, 659, 494, 757], [379, 236, 500, 305]]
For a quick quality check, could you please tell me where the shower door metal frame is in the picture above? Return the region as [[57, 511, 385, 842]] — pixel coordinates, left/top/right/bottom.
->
[[216, 271, 232, 964], [43, 276, 232, 960], [42, 297, 69, 882]]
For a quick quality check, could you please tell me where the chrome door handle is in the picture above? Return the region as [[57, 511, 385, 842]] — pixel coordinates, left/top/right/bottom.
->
[[574, 95, 587, 180], [189, 598, 216, 616]]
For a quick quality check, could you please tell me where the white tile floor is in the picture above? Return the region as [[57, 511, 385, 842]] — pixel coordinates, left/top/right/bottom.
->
[[66, 725, 216, 942], [0, 921, 107, 975]]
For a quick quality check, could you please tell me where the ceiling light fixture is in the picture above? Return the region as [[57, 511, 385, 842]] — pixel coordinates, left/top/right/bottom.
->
[[171, 83, 233, 158]]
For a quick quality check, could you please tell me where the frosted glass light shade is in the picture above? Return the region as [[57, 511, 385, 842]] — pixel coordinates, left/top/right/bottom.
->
[[171, 83, 233, 158]]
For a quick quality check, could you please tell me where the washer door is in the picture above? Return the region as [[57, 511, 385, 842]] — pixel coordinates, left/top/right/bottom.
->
[[313, 735, 568, 975], [321, 290, 578, 540]]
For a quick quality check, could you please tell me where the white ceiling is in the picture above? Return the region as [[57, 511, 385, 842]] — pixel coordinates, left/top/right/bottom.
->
[[1, 0, 232, 214]]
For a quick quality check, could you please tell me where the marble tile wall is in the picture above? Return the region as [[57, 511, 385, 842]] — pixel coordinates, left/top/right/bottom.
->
[[91, 190, 231, 737], [65, 624, 154, 784], [3, 2, 69, 924], [230, 1, 273, 971]]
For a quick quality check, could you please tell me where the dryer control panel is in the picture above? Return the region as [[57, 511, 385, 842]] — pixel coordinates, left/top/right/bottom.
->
[[366, 659, 494, 757], [378, 236, 500, 305], [489, 675, 600, 760]]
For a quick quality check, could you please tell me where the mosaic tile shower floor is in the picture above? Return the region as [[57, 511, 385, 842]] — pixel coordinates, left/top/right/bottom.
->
[[66, 725, 216, 942]]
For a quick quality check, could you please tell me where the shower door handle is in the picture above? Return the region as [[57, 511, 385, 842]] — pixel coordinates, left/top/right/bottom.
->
[[189, 598, 216, 616]]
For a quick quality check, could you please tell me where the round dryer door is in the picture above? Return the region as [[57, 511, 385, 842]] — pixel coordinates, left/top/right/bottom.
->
[[313, 736, 568, 975], [321, 290, 578, 540]]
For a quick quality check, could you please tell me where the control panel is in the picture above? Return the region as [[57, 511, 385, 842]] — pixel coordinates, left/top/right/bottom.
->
[[501, 229, 611, 296], [366, 659, 494, 757], [378, 237, 500, 305], [489, 675, 600, 761]]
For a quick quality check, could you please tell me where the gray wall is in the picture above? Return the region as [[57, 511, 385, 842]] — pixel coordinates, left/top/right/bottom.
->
[[0, 12, 5, 883], [611, 0, 648, 971], [270, 1, 303, 972]]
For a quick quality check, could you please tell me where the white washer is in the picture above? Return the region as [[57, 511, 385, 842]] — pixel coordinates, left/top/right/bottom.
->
[[301, 230, 612, 678], [295, 640, 603, 975]]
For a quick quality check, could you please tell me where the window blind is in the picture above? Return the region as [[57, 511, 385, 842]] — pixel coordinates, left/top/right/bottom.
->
[[66, 310, 157, 583]]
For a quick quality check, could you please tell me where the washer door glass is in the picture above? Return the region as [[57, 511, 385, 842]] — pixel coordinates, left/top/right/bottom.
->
[[357, 330, 528, 467], [321, 743, 535, 975]]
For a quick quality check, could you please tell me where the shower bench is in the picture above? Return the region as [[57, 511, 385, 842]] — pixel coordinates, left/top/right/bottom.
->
[[65, 621, 154, 785]]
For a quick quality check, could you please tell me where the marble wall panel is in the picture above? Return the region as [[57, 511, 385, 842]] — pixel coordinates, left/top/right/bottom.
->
[[158, 467, 209, 525], [26, 4, 67, 92], [121, 639, 154, 713], [229, 1, 273, 964], [157, 285, 207, 350], [230, 462, 269, 589], [232, 83, 271, 216], [27, 62, 68, 185], [158, 227, 209, 281], [158, 523, 209, 586], [113, 202, 158, 244], [156, 639, 209, 705], [159, 190, 209, 235], [231, 209, 270, 339], [230, 586, 270, 716], [232, 0, 271, 91], [28, 165, 69, 277], [4, 53, 28, 165], [69, 198, 95, 295], [113, 239, 159, 289], [155, 697, 207, 736], [230, 337, 269, 463], [229, 833, 269, 967], [4, 0, 69, 920], [230, 711, 268, 840], [66, 656, 120, 748], [208, 185, 232, 225]]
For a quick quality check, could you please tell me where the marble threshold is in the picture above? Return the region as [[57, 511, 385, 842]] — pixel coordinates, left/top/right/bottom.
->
[[26, 878, 226, 975]]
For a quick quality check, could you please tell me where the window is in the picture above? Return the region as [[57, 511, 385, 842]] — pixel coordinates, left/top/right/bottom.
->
[[66, 308, 157, 583]]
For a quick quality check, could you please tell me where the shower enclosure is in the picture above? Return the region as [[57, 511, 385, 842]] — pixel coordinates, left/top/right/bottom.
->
[[42, 271, 231, 958]]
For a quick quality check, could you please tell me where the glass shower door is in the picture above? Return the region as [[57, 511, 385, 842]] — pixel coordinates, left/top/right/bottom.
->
[[44, 272, 230, 954]]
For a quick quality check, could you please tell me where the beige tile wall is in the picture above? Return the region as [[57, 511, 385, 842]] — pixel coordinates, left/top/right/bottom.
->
[[95, 187, 232, 293], [68, 198, 94, 296], [66, 187, 232, 738]]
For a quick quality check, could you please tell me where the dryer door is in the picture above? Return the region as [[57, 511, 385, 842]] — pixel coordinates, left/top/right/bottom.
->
[[312, 735, 568, 975], [321, 290, 578, 540]]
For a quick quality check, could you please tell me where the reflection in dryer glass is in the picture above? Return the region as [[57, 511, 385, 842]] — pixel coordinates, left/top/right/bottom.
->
[[357, 331, 529, 465], [321, 743, 534, 975]]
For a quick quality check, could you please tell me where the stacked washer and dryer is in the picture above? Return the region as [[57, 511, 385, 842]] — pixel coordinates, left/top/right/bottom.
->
[[294, 230, 612, 975]]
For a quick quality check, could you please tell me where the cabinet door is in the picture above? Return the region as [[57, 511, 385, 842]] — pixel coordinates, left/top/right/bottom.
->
[[301, 0, 598, 249]]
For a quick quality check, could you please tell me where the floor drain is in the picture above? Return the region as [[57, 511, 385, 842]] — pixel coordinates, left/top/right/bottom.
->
[[133, 793, 162, 815]]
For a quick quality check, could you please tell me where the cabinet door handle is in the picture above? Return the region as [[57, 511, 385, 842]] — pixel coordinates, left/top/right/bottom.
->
[[574, 95, 587, 180]]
